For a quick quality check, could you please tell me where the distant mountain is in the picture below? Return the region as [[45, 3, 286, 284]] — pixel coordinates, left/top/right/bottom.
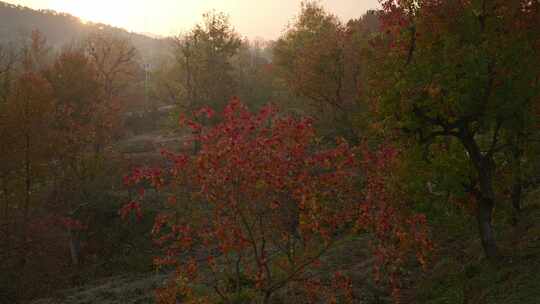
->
[[0, 1, 169, 59], [141, 32, 165, 40]]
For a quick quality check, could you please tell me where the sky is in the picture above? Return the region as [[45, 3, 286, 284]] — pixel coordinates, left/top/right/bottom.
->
[[5, 0, 380, 39]]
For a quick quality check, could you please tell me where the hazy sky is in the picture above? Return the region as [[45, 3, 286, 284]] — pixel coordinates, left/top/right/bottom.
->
[[6, 0, 380, 39]]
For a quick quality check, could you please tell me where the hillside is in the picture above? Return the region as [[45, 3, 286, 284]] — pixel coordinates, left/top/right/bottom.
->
[[1, 1, 539, 303], [0, 1, 169, 58], [28, 193, 540, 304]]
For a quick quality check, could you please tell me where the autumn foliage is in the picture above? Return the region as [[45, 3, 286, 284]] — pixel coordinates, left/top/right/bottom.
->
[[0, 30, 140, 300], [5, 1, 538, 302], [359, 145, 432, 299], [370, 0, 540, 260], [124, 99, 431, 303]]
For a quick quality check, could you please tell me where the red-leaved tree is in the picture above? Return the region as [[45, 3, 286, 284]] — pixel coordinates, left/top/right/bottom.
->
[[124, 98, 431, 303]]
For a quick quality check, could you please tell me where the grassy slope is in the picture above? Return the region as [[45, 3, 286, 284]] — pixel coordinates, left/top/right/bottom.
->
[[32, 274, 169, 304], [31, 190, 540, 304], [414, 192, 540, 304]]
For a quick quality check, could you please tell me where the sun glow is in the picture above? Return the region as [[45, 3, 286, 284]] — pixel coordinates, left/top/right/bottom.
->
[[7, 0, 380, 39], [44, 0, 200, 36], [48, 0, 142, 29]]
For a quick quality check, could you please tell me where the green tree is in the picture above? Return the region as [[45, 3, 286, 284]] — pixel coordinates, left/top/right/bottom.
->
[[231, 39, 275, 110], [171, 11, 242, 112], [370, 0, 540, 259], [273, 2, 375, 142]]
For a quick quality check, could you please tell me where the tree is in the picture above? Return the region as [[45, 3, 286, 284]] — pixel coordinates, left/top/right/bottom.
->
[[230, 39, 275, 110], [0, 43, 17, 104], [5, 30, 53, 258], [84, 31, 139, 99], [124, 99, 431, 303], [170, 11, 242, 112], [84, 31, 139, 152], [2, 72, 56, 297], [0, 31, 138, 299], [0, 31, 62, 300], [44, 47, 105, 267], [370, 0, 540, 259], [273, 2, 375, 142], [21, 30, 52, 72], [0, 43, 17, 259]]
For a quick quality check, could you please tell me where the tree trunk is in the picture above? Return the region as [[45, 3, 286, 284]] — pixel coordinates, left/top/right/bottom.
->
[[2, 179, 10, 259], [459, 130, 499, 259], [511, 179, 522, 213], [476, 157, 498, 259], [263, 291, 272, 304], [510, 143, 523, 225], [20, 127, 31, 269], [476, 195, 498, 259], [69, 227, 81, 267]]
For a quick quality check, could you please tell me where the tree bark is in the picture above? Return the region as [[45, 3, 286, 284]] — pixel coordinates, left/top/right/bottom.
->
[[263, 291, 272, 304], [459, 129, 499, 259], [2, 179, 10, 259], [510, 143, 523, 225], [476, 187, 498, 259], [511, 178, 522, 213], [69, 227, 81, 267], [21, 105, 31, 269]]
